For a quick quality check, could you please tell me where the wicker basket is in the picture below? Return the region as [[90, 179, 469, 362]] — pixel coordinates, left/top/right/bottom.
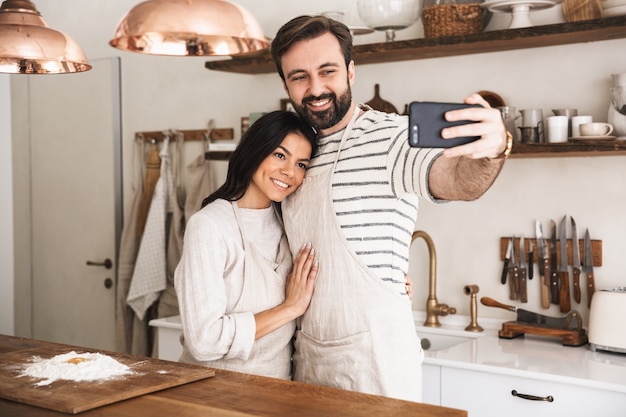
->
[[422, 4, 484, 38]]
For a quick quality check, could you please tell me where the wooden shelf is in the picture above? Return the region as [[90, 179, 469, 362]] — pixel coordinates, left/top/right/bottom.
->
[[511, 140, 626, 158], [204, 16, 626, 158], [205, 16, 626, 75]]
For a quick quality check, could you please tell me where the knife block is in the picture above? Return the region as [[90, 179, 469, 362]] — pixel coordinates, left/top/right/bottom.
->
[[499, 237, 602, 266], [498, 321, 588, 347]]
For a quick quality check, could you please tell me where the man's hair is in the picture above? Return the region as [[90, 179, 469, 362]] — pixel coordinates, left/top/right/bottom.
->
[[270, 15, 353, 81]]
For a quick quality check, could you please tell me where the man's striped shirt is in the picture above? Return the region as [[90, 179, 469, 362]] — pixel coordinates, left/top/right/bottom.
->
[[306, 107, 443, 295]]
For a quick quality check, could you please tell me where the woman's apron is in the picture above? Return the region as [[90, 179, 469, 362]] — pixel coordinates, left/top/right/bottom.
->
[[201, 202, 295, 379], [282, 108, 423, 401]]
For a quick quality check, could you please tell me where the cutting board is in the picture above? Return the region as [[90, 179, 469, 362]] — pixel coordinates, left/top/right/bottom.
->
[[0, 344, 215, 414]]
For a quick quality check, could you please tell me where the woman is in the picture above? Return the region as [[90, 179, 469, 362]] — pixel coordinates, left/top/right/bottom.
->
[[175, 111, 319, 379]]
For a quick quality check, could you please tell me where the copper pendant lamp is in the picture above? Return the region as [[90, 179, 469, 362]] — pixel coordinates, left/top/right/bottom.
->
[[0, 0, 91, 74], [109, 0, 269, 56]]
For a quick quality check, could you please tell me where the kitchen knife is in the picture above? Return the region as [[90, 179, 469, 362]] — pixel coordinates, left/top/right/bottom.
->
[[570, 217, 582, 304], [549, 220, 560, 305], [583, 228, 595, 308], [558, 215, 571, 313], [535, 220, 551, 309], [528, 240, 534, 280], [481, 297, 582, 330], [518, 235, 528, 303], [501, 238, 512, 285], [508, 237, 519, 300]]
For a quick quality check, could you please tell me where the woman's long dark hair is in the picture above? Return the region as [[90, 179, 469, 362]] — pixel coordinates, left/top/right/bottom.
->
[[201, 111, 318, 207]]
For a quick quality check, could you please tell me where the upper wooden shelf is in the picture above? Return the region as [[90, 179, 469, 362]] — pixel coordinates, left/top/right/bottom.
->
[[511, 140, 626, 158], [205, 16, 626, 74]]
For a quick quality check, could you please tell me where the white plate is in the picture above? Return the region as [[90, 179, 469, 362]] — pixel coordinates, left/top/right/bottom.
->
[[481, 0, 560, 11], [604, 5, 626, 16]]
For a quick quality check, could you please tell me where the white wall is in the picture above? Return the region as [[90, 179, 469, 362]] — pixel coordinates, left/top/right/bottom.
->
[[1, 74, 14, 335], [9, 1, 626, 333]]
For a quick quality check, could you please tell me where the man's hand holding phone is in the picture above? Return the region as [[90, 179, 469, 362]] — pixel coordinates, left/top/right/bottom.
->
[[409, 94, 508, 160]]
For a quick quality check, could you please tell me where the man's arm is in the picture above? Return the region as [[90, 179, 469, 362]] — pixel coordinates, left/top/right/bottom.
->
[[428, 93, 510, 201]]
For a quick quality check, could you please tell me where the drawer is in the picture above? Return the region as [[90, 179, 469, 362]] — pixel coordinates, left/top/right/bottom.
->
[[441, 367, 626, 417]]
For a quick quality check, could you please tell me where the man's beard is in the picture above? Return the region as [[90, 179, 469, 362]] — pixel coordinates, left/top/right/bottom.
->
[[292, 87, 352, 132]]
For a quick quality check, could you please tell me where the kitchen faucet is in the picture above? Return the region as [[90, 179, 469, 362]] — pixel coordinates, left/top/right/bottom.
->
[[411, 231, 457, 327]]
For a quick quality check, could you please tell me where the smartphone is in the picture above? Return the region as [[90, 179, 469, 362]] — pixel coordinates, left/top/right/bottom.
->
[[408, 101, 481, 148]]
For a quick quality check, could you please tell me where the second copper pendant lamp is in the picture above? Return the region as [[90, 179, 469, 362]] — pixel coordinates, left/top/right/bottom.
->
[[109, 0, 269, 56]]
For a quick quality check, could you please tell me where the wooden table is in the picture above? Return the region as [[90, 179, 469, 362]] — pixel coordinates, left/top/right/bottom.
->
[[0, 335, 466, 417]]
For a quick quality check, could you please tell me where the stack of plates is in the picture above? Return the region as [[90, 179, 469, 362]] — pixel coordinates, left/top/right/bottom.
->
[[603, 0, 626, 16]]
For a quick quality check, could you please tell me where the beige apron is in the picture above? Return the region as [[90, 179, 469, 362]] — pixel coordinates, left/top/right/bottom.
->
[[198, 202, 295, 379], [282, 108, 423, 401]]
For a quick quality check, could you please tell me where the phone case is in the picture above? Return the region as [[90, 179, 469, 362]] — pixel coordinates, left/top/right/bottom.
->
[[408, 101, 481, 148]]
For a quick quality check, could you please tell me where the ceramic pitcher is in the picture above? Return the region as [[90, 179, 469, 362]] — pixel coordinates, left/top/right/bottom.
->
[[608, 73, 626, 138]]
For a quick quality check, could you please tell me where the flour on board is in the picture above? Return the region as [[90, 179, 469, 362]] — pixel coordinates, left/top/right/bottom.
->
[[19, 351, 133, 386]]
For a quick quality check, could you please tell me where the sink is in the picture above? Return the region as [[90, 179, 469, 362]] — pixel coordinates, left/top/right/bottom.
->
[[415, 325, 485, 352]]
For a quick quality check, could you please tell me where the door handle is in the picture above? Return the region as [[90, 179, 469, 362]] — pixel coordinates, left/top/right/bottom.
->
[[86, 258, 113, 270]]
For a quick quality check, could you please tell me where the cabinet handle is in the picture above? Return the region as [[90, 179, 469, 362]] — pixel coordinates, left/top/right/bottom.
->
[[511, 390, 554, 402]]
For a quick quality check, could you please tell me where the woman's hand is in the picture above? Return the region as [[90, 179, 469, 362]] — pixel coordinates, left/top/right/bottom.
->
[[253, 242, 318, 340], [284, 242, 318, 316]]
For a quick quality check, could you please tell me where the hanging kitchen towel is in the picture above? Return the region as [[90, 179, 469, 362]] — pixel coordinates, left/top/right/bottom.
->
[[116, 137, 149, 354], [127, 138, 174, 320], [183, 152, 218, 224], [157, 133, 186, 321]]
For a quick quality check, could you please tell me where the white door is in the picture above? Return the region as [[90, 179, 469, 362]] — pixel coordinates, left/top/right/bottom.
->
[[28, 58, 122, 351]]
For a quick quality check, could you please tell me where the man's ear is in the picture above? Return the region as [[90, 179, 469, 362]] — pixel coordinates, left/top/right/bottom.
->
[[348, 60, 355, 87]]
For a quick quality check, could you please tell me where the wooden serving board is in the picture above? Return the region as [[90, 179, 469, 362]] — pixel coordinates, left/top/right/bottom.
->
[[0, 344, 214, 414]]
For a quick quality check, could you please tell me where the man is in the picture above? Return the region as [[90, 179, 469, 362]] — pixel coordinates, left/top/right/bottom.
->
[[270, 15, 511, 402]]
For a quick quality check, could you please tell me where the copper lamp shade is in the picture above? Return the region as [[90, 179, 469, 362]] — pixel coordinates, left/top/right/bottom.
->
[[0, 0, 91, 74], [109, 0, 269, 56]]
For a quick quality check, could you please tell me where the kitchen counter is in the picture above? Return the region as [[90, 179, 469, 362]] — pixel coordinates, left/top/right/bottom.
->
[[152, 313, 626, 395], [419, 320, 626, 395], [413, 312, 626, 415], [0, 335, 465, 417]]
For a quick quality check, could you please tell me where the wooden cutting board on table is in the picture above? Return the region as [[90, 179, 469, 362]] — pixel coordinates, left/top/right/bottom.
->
[[0, 343, 214, 414]]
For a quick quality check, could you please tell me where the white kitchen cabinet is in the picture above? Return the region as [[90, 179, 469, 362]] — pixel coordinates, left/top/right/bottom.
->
[[422, 364, 441, 405], [149, 316, 183, 361], [426, 366, 626, 417]]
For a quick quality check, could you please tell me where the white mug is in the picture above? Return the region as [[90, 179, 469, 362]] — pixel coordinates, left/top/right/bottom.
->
[[579, 122, 614, 137], [571, 115, 593, 137], [552, 108, 577, 137], [546, 115, 568, 143]]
